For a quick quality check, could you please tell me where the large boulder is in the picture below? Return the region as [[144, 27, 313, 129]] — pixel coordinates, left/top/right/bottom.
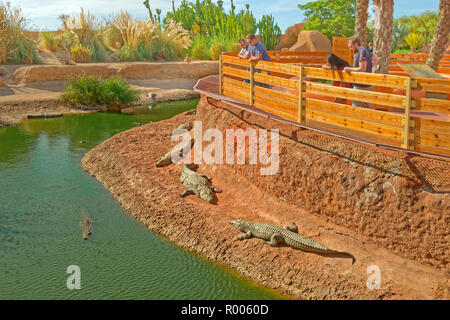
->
[[275, 22, 305, 51], [289, 30, 332, 52]]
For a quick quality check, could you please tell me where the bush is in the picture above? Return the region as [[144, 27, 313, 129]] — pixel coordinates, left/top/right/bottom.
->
[[192, 42, 210, 60], [210, 43, 226, 60], [231, 42, 241, 53], [62, 9, 106, 62], [61, 74, 140, 108], [0, 2, 39, 64], [405, 33, 425, 52], [70, 44, 92, 63], [40, 32, 62, 51]]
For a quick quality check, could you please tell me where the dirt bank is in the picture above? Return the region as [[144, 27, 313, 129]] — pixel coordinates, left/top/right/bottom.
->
[[2, 61, 217, 85], [0, 61, 217, 127], [81, 95, 449, 299]]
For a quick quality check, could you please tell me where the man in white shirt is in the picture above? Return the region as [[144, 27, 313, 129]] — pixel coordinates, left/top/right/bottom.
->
[[238, 38, 252, 59]]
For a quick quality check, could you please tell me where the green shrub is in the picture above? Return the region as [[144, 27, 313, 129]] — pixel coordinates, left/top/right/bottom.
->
[[101, 77, 140, 107], [61, 74, 140, 108], [210, 43, 226, 60], [40, 32, 62, 51], [9, 37, 39, 64], [0, 2, 39, 64], [70, 44, 92, 63], [192, 42, 210, 60], [231, 42, 241, 53]]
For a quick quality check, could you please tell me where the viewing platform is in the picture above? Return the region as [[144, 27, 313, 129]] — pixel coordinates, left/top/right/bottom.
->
[[195, 50, 450, 158]]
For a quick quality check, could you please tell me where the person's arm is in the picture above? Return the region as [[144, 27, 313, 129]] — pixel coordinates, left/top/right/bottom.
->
[[237, 49, 247, 59], [344, 49, 369, 72], [322, 64, 331, 70], [344, 61, 367, 72], [249, 52, 262, 62]]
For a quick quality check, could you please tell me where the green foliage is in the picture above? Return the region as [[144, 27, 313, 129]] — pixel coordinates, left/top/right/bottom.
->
[[61, 9, 107, 62], [158, 0, 281, 51], [257, 15, 281, 52], [61, 74, 140, 107], [70, 44, 92, 63], [210, 43, 226, 60], [404, 33, 425, 52], [298, 0, 356, 40], [40, 31, 63, 52], [192, 41, 210, 60], [392, 20, 409, 52], [397, 11, 438, 44], [0, 1, 39, 64]]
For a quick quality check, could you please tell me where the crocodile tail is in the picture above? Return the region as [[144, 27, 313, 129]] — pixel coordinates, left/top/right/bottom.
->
[[337, 251, 356, 264]]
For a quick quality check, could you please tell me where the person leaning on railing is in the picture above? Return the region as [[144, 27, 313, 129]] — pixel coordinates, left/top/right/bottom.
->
[[322, 53, 352, 104], [344, 37, 373, 108], [238, 38, 252, 59], [238, 38, 253, 84], [246, 34, 270, 88]]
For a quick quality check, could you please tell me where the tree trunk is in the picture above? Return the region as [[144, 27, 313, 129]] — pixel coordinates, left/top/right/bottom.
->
[[354, 0, 369, 47], [427, 0, 450, 70], [373, 0, 394, 74]]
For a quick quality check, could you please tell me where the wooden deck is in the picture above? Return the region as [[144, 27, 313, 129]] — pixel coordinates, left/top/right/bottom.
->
[[194, 51, 450, 159]]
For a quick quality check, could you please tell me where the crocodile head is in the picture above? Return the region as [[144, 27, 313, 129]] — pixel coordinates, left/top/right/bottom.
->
[[199, 187, 214, 203], [229, 219, 250, 232]]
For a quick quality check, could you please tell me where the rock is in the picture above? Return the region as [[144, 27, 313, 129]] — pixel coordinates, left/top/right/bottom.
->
[[275, 22, 305, 50], [148, 92, 157, 99], [289, 30, 332, 53], [184, 109, 196, 116]]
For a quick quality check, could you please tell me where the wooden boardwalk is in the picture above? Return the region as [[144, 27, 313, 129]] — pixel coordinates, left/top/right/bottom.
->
[[194, 51, 450, 158]]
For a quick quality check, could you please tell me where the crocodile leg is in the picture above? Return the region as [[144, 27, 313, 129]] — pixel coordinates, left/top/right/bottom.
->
[[200, 175, 212, 182], [180, 190, 195, 197], [237, 231, 253, 240], [264, 234, 285, 246], [284, 222, 298, 233], [212, 186, 222, 193]]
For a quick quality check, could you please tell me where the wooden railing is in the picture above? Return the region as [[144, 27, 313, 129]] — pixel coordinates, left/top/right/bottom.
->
[[390, 53, 450, 75], [219, 52, 450, 157]]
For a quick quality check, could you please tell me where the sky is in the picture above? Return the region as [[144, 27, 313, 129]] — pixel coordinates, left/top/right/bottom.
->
[[10, 0, 441, 32]]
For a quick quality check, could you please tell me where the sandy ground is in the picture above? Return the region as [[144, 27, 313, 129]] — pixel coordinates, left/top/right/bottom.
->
[[81, 96, 449, 300]]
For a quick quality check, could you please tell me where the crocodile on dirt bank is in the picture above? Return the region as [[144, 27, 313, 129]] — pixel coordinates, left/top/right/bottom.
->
[[230, 219, 355, 264]]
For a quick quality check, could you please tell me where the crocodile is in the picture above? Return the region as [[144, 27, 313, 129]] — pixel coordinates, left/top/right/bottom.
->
[[180, 165, 222, 203], [229, 219, 355, 264], [155, 122, 194, 167]]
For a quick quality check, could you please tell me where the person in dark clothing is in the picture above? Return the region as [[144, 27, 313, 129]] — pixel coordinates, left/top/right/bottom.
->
[[322, 53, 352, 104], [344, 37, 373, 108]]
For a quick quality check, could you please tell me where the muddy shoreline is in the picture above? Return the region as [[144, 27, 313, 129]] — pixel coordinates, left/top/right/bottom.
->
[[81, 96, 449, 300]]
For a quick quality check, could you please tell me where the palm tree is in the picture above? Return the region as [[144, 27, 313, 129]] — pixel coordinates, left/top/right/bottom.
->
[[373, 0, 394, 74], [427, 0, 450, 71], [354, 0, 369, 46]]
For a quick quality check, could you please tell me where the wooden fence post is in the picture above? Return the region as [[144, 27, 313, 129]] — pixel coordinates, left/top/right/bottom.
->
[[250, 61, 255, 106], [297, 66, 306, 123], [402, 76, 415, 149], [219, 54, 223, 95]]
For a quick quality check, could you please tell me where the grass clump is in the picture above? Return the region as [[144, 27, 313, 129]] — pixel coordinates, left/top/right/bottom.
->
[[70, 44, 92, 63], [40, 31, 63, 52], [61, 74, 140, 108], [0, 1, 39, 64], [210, 43, 226, 60]]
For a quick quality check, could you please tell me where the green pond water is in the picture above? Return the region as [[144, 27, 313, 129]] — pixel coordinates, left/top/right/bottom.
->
[[0, 99, 286, 300]]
